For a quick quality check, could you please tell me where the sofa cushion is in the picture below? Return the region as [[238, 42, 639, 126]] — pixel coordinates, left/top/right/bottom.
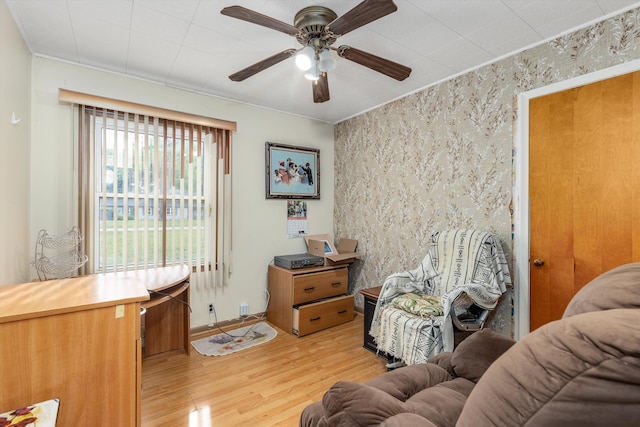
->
[[300, 401, 328, 427], [408, 377, 475, 424], [563, 262, 640, 318], [365, 363, 452, 401], [322, 380, 410, 426], [456, 308, 640, 427], [322, 376, 476, 427], [380, 413, 438, 427], [450, 329, 515, 382]]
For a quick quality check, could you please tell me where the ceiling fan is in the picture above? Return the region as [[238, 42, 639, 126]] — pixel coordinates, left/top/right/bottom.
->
[[221, 0, 412, 103]]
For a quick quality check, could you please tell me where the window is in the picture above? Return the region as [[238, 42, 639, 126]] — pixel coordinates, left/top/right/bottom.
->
[[66, 89, 235, 287], [90, 111, 210, 270]]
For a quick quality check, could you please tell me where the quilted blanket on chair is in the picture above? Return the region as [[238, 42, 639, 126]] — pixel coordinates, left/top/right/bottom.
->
[[370, 229, 511, 365]]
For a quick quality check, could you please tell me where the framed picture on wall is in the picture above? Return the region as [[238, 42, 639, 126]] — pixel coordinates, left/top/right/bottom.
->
[[266, 142, 320, 199]]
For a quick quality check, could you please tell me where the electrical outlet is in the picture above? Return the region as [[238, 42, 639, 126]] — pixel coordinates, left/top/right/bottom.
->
[[207, 303, 214, 328], [240, 303, 249, 317]]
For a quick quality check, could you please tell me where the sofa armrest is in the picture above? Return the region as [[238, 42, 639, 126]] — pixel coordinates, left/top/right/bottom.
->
[[457, 309, 640, 427], [450, 329, 514, 382]]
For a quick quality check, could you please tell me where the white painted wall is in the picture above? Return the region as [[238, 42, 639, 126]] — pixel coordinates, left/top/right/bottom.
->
[[29, 57, 335, 327], [0, 0, 31, 284]]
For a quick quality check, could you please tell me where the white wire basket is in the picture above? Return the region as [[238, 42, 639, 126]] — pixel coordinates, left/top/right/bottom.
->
[[33, 227, 88, 281]]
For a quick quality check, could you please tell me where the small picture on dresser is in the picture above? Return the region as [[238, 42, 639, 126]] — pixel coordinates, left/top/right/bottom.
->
[[304, 233, 337, 255]]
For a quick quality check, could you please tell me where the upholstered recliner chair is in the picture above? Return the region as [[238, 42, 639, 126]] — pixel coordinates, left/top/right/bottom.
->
[[300, 262, 640, 427], [370, 229, 511, 366]]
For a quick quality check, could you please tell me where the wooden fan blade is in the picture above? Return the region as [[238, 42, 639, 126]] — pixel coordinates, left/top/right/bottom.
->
[[229, 49, 296, 82], [221, 6, 299, 36], [313, 73, 330, 103], [337, 46, 411, 81], [326, 0, 397, 36]]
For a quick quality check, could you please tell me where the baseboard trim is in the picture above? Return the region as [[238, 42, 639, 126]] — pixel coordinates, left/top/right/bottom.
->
[[191, 308, 363, 338], [190, 312, 266, 338]]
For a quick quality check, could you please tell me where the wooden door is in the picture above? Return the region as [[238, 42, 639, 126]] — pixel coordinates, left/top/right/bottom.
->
[[529, 71, 640, 331]]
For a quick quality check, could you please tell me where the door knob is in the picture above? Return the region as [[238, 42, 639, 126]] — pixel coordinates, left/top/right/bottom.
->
[[533, 258, 544, 267]]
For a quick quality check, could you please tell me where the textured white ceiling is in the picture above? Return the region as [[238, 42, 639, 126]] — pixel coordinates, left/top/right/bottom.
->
[[6, 0, 640, 123]]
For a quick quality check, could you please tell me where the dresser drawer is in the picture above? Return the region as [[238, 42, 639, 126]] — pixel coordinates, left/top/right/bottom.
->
[[292, 268, 348, 305], [292, 294, 354, 337]]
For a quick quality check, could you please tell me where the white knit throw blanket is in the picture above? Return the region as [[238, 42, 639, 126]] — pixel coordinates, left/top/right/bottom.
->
[[370, 229, 511, 365]]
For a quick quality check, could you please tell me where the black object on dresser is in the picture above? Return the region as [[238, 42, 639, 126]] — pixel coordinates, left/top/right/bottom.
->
[[360, 286, 388, 356]]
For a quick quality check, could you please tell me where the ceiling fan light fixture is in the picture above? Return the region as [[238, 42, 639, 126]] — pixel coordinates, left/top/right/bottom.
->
[[318, 49, 337, 72], [222, 3, 411, 103], [304, 71, 320, 81], [295, 46, 314, 71], [304, 60, 320, 81]]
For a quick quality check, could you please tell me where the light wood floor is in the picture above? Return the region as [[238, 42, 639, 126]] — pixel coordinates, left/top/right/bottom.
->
[[141, 313, 388, 426]]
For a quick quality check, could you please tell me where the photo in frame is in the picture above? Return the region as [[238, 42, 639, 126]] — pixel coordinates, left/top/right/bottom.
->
[[266, 142, 320, 199], [304, 233, 337, 255]]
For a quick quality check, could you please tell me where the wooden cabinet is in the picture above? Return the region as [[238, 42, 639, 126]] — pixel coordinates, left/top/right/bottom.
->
[[268, 264, 354, 336], [360, 286, 382, 354], [0, 275, 149, 426], [360, 286, 399, 365], [109, 265, 191, 357]]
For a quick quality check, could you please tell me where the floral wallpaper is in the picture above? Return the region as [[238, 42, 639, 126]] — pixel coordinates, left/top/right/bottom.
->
[[335, 8, 640, 338]]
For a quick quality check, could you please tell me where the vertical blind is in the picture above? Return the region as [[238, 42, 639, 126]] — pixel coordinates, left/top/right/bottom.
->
[[64, 90, 235, 289]]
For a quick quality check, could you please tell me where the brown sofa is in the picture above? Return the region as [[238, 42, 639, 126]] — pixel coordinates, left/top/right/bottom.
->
[[300, 262, 640, 426]]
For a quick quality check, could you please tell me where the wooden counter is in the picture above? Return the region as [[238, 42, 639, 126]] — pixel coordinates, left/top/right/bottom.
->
[[0, 274, 149, 426], [106, 265, 191, 356], [0, 274, 149, 322]]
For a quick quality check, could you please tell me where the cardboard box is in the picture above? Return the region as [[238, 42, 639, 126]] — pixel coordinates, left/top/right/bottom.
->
[[305, 234, 361, 266]]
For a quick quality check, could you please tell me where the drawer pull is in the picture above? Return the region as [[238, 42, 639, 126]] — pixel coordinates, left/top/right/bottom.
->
[[304, 287, 315, 292], [310, 316, 321, 321], [337, 310, 348, 315], [331, 282, 341, 287]]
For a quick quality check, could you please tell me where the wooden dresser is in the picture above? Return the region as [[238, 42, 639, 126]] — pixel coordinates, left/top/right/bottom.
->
[[0, 275, 149, 426], [267, 264, 354, 336]]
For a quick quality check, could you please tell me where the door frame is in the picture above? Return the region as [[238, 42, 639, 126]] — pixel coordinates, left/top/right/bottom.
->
[[513, 58, 640, 340]]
